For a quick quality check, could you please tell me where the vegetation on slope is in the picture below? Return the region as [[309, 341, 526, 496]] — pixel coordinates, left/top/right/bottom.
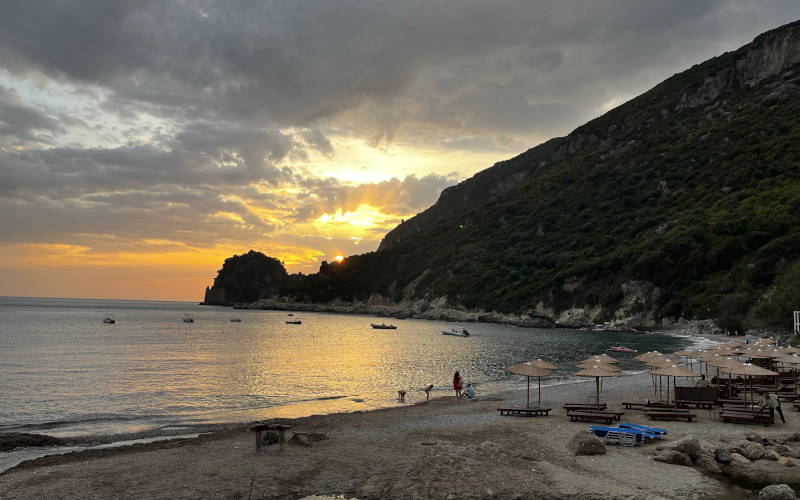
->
[[207, 21, 800, 331]]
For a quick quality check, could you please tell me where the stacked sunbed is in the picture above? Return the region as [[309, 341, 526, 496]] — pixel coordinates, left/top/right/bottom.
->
[[589, 422, 668, 446]]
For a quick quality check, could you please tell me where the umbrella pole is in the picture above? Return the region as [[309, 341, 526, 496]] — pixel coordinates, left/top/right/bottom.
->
[[596, 377, 601, 410], [527, 376, 531, 409], [538, 376, 542, 408]]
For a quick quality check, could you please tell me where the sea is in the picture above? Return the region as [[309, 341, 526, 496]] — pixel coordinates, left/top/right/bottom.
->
[[0, 296, 717, 471]]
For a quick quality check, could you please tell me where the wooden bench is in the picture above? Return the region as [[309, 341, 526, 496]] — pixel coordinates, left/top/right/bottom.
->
[[563, 403, 607, 411], [646, 410, 696, 422], [498, 407, 552, 417], [567, 411, 621, 424], [720, 411, 774, 426], [250, 423, 291, 452], [622, 402, 645, 409], [674, 399, 715, 410]]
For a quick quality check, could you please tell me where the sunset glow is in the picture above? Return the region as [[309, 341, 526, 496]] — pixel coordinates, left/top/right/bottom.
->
[[1, 2, 795, 301]]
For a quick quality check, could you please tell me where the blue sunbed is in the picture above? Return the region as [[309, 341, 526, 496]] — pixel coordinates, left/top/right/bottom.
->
[[618, 422, 668, 437], [589, 425, 647, 446]]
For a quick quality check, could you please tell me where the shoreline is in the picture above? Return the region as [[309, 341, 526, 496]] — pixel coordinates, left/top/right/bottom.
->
[[0, 328, 729, 475], [3, 366, 795, 499]]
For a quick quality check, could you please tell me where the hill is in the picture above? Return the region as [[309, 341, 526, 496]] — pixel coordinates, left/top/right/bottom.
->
[[206, 20, 800, 332]]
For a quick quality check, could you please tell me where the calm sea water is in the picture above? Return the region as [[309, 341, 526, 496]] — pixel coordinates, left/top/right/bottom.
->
[[0, 297, 707, 446]]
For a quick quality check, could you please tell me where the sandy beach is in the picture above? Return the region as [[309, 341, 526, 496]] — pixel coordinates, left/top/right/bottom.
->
[[2, 358, 797, 500]]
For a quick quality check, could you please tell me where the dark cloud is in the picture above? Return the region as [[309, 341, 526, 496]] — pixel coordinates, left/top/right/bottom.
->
[[1, 0, 800, 267], [0, 85, 63, 143]]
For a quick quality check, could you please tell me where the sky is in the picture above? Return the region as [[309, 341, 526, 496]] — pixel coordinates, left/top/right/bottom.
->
[[1, 1, 799, 302]]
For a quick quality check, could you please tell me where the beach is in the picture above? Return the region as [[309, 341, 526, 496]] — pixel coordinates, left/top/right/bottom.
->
[[1, 365, 793, 500]]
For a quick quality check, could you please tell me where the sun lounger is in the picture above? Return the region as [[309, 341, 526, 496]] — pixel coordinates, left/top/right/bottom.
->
[[589, 426, 646, 446], [645, 409, 696, 422], [618, 422, 668, 437], [497, 407, 551, 417]]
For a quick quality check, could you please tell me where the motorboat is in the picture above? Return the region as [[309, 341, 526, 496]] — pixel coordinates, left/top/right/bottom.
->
[[286, 319, 302, 325], [183, 315, 194, 323], [371, 323, 397, 329], [608, 346, 637, 353], [230, 317, 242, 322], [441, 327, 470, 337], [103, 316, 115, 324]]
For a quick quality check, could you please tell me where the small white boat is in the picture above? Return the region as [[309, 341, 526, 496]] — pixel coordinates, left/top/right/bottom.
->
[[183, 315, 194, 323], [286, 319, 302, 325], [371, 323, 397, 330], [441, 327, 470, 337], [230, 317, 242, 322], [103, 316, 115, 324]]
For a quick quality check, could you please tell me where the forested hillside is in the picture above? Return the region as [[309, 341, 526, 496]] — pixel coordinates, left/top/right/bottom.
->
[[207, 20, 800, 332]]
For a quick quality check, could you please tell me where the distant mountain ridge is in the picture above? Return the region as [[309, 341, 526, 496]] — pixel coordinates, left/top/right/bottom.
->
[[205, 20, 800, 332]]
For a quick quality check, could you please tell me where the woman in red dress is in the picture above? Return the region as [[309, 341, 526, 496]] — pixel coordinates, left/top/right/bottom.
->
[[453, 371, 462, 397]]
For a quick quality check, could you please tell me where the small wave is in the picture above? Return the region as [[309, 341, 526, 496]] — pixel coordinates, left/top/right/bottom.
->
[[0, 414, 160, 432]]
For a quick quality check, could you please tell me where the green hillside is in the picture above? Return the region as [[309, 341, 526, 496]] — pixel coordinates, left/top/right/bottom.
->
[[209, 20, 800, 332]]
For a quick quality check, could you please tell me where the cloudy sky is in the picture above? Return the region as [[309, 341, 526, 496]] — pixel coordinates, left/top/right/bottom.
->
[[1, 1, 799, 301]]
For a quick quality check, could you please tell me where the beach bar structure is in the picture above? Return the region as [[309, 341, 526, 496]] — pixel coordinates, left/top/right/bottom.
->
[[794, 311, 800, 334]]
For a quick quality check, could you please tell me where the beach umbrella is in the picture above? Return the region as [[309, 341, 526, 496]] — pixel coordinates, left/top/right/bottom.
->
[[778, 354, 800, 392], [573, 364, 620, 409], [706, 355, 740, 397], [672, 349, 700, 370], [506, 362, 554, 408], [650, 363, 701, 407], [577, 360, 621, 371], [635, 351, 662, 363], [582, 353, 618, 364], [722, 363, 779, 413], [528, 359, 559, 370]]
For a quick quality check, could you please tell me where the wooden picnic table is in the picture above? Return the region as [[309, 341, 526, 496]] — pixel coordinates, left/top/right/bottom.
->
[[674, 399, 715, 410]]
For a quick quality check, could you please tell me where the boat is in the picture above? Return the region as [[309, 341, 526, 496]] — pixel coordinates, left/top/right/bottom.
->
[[608, 346, 637, 353], [287, 313, 294, 316], [286, 320, 302, 325], [102, 316, 115, 324], [441, 327, 470, 337], [230, 317, 242, 322], [183, 315, 194, 323], [371, 323, 397, 330]]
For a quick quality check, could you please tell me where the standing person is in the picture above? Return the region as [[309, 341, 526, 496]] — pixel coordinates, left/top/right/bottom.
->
[[424, 384, 434, 400], [766, 392, 786, 423], [453, 371, 462, 397]]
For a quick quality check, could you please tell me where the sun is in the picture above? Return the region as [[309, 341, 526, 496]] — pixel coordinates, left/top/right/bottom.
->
[[334, 255, 344, 263]]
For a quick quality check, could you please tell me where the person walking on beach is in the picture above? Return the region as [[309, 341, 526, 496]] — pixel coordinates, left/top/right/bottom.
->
[[424, 384, 434, 400], [453, 371, 462, 397]]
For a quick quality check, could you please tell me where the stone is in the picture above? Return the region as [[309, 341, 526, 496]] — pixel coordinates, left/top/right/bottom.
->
[[759, 484, 797, 500], [0, 433, 66, 452], [568, 430, 606, 456], [775, 445, 792, 455], [724, 461, 800, 488], [696, 453, 722, 474], [765, 450, 782, 461], [672, 437, 702, 461], [289, 433, 310, 446], [653, 450, 693, 467], [715, 448, 733, 464], [737, 442, 767, 461], [731, 452, 751, 464], [779, 458, 797, 468]]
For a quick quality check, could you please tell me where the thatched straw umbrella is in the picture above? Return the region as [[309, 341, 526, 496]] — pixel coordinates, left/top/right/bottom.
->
[[573, 364, 620, 409], [506, 362, 554, 408], [721, 363, 779, 413], [650, 363, 701, 407], [672, 349, 700, 371], [583, 353, 618, 364], [706, 355, 740, 397], [528, 359, 559, 370]]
